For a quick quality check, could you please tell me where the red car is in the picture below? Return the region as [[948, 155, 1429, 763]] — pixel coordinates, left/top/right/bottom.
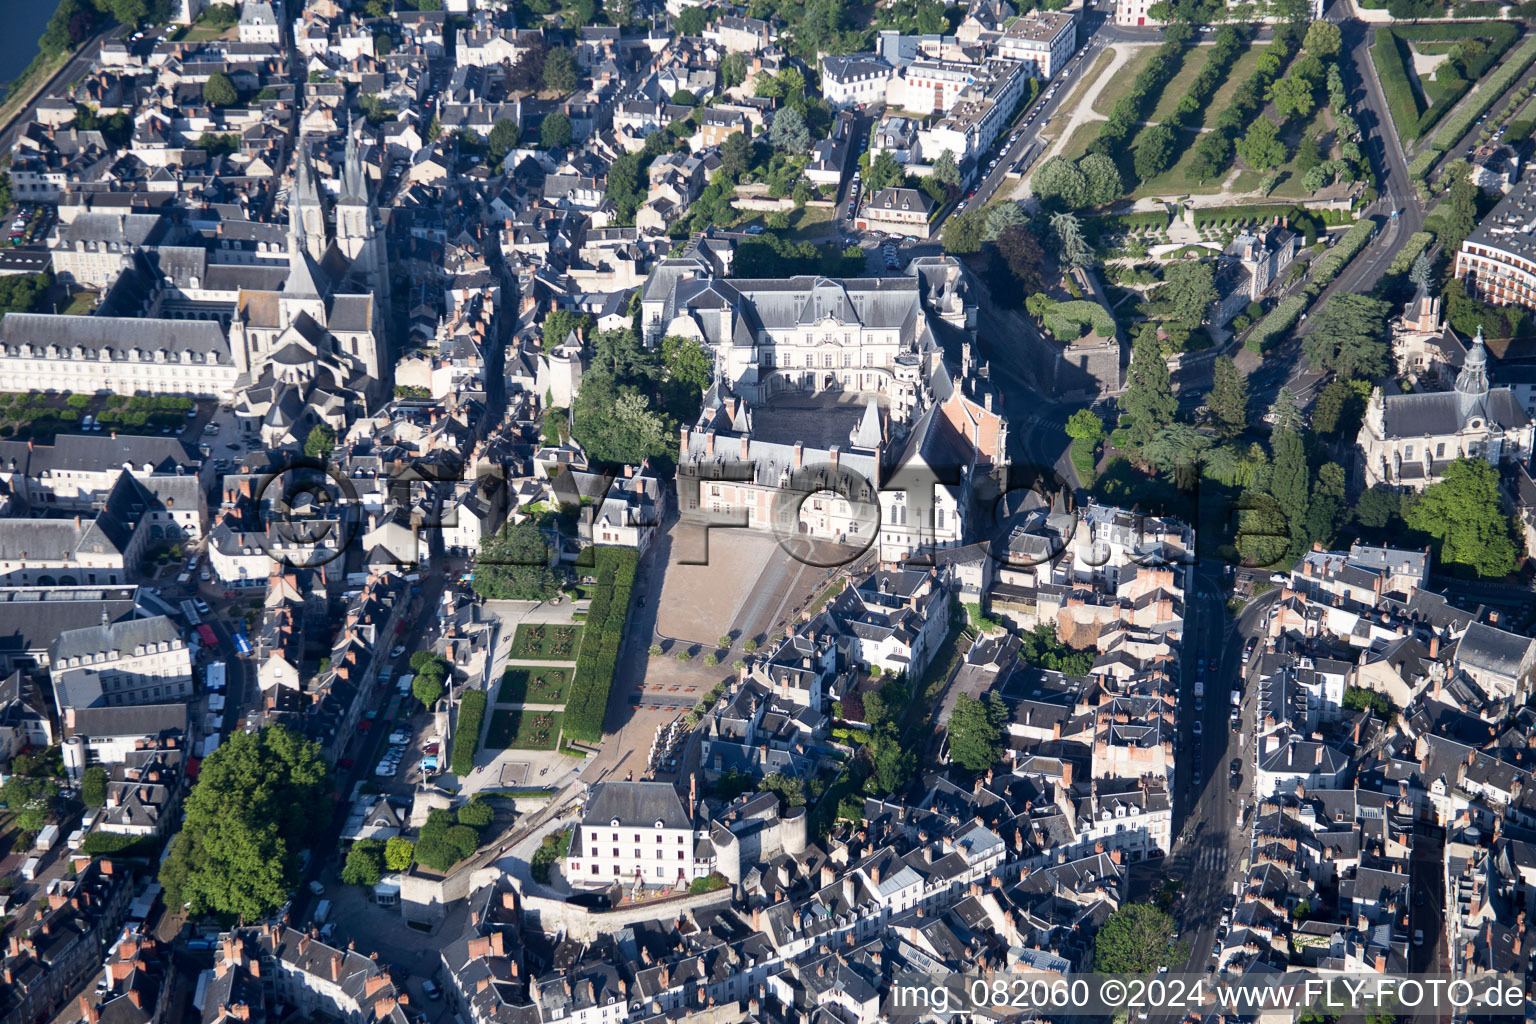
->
[[357, 719, 371, 732], [337, 758, 354, 770]]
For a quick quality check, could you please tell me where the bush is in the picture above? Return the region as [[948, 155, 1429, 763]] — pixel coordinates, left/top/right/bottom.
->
[[450, 690, 488, 776], [1309, 218, 1376, 287], [531, 828, 571, 883], [1431, 34, 1536, 150], [457, 798, 494, 828], [82, 832, 152, 856], [563, 548, 640, 744], [341, 839, 384, 887], [1247, 294, 1309, 352], [689, 873, 729, 894]]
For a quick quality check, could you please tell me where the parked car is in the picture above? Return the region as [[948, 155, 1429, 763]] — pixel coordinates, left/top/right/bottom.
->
[[308, 880, 325, 895], [390, 644, 407, 658]]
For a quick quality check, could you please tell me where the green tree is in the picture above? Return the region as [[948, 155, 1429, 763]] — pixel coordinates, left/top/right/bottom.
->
[[1032, 155, 1090, 208], [457, 798, 495, 828], [542, 308, 594, 352], [660, 334, 713, 397], [866, 150, 904, 193], [1158, 260, 1217, 329], [81, 765, 108, 807], [1304, 21, 1342, 58], [570, 371, 676, 465], [672, 88, 697, 106], [304, 424, 337, 459], [769, 106, 812, 154], [983, 201, 1027, 241], [413, 671, 445, 708], [1134, 124, 1177, 181], [1079, 152, 1123, 205], [941, 205, 988, 254], [1190, 131, 1234, 183], [159, 726, 331, 920], [342, 839, 384, 887], [1269, 427, 1311, 554], [1050, 211, 1094, 270], [543, 47, 579, 94], [1409, 251, 1432, 290], [202, 71, 238, 108], [675, 6, 710, 33], [720, 130, 753, 181], [1442, 172, 1478, 253], [540, 112, 574, 149], [605, 0, 634, 26], [1312, 378, 1369, 438], [1354, 485, 1405, 531], [721, 52, 749, 90], [1237, 116, 1286, 171], [384, 837, 414, 871], [488, 118, 520, 165], [1096, 903, 1183, 973], [1066, 407, 1106, 446], [947, 693, 1006, 772], [1406, 458, 1521, 578], [869, 728, 915, 795], [1208, 356, 1249, 440], [932, 148, 961, 189], [1268, 385, 1303, 438], [473, 522, 562, 600], [1304, 462, 1347, 548], [1119, 324, 1177, 454], [1270, 76, 1316, 122], [374, 31, 392, 56], [1303, 294, 1390, 379]]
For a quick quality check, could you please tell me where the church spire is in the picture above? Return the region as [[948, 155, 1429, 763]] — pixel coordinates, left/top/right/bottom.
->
[[341, 110, 367, 205], [1454, 326, 1491, 423]]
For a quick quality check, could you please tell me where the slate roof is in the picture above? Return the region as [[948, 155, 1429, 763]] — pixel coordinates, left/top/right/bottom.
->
[[582, 781, 691, 829]]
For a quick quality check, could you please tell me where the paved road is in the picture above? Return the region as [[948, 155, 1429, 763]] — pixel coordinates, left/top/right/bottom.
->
[[1236, 16, 1424, 416], [1152, 584, 1278, 1000]]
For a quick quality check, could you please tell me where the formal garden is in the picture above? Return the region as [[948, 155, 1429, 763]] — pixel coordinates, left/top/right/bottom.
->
[[510, 623, 584, 661], [498, 667, 573, 705], [486, 709, 565, 750]]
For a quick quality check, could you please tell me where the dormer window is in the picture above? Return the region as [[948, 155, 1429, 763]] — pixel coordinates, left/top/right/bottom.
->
[[654, 819, 664, 828]]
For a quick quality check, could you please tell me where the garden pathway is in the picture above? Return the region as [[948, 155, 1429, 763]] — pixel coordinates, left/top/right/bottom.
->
[[1013, 42, 1140, 198]]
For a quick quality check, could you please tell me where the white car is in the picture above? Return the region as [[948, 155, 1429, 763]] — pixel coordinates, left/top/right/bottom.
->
[[389, 728, 411, 745], [390, 645, 406, 658], [375, 760, 397, 777]]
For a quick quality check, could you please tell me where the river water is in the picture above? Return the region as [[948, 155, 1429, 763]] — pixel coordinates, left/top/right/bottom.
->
[[0, 1, 66, 92]]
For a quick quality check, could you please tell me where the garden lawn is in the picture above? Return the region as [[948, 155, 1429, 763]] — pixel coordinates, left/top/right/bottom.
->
[[1130, 128, 1228, 198], [1151, 44, 1222, 123], [1058, 122, 1104, 164], [1093, 46, 1159, 117], [499, 667, 573, 705], [485, 709, 564, 750], [1202, 44, 1264, 130], [510, 623, 583, 661]]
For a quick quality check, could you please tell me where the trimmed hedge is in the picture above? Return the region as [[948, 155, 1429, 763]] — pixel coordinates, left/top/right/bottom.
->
[[1387, 231, 1435, 276], [1372, 28, 1424, 142], [563, 547, 639, 744], [1407, 148, 1440, 180], [450, 689, 488, 776], [1374, 23, 1522, 142], [1308, 218, 1377, 288], [1041, 298, 1117, 340], [1430, 34, 1536, 151], [1247, 294, 1309, 353], [1084, 211, 1172, 235]]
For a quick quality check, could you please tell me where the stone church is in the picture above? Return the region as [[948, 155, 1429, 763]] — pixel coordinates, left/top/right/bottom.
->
[[230, 121, 391, 447], [1358, 330, 1534, 490]]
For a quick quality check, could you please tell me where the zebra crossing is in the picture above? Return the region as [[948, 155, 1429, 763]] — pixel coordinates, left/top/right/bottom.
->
[[1193, 844, 1230, 874]]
